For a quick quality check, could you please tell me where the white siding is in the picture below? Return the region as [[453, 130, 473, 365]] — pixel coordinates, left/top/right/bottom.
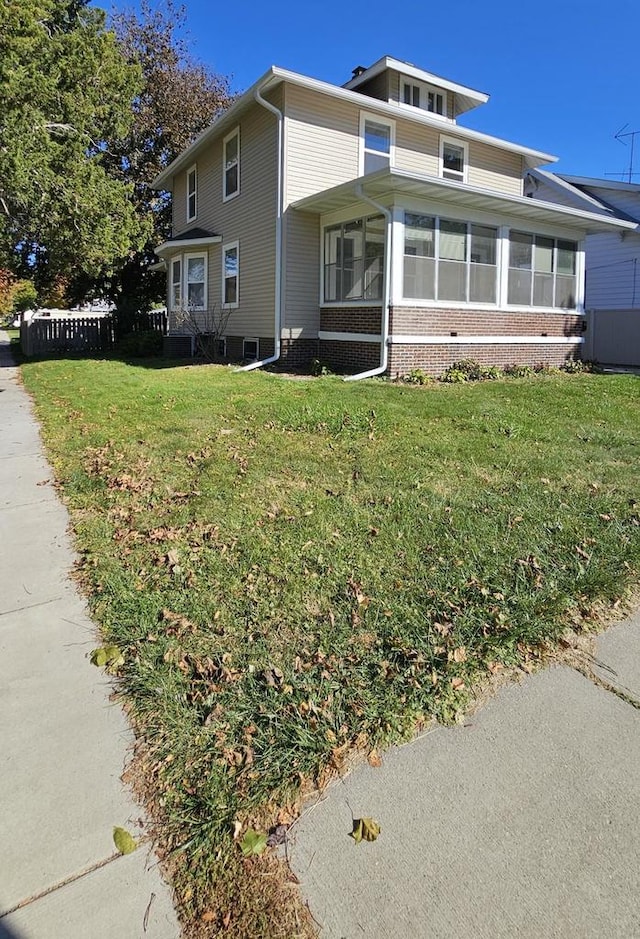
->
[[282, 209, 320, 334], [584, 186, 640, 220]]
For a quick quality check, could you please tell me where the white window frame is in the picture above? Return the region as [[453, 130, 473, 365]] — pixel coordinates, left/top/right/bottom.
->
[[186, 165, 197, 222], [439, 136, 468, 184], [222, 241, 239, 309], [506, 232, 579, 311], [184, 251, 207, 311], [359, 111, 395, 176], [170, 257, 182, 311], [223, 127, 240, 202], [243, 337, 259, 361], [401, 80, 447, 118]]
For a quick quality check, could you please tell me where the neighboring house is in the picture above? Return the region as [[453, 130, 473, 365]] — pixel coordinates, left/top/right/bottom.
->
[[151, 56, 634, 377], [525, 171, 640, 366]]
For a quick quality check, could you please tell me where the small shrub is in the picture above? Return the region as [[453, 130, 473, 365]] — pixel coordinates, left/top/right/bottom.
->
[[404, 367, 431, 385], [533, 362, 561, 375], [117, 330, 163, 358], [440, 359, 502, 383], [503, 363, 534, 378], [563, 358, 590, 374]]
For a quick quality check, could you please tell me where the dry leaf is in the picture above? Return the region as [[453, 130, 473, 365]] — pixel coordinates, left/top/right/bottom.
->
[[350, 817, 381, 843]]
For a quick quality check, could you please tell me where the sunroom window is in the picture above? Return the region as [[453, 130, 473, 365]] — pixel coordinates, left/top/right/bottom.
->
[[324, 215, 385, 302], [508, 233, 577, 308], [403, 213, 497, 303]]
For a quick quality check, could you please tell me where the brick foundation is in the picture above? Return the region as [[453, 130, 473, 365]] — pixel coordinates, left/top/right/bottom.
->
[[318, 339, 382, 373], [320, 306, 383, 334], [387, 342, 581, 377], [389, 306, 583, 338]]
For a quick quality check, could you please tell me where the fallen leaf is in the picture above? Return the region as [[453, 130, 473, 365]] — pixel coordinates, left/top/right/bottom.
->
[[113, 826, 137, 855], [201, 911, 216, 923], [368, 750, 382, 768], [451, 677, 466, 691], [350, 817, 381, 844], [90, 645, 124, 668], [240, 828, 268, 857]]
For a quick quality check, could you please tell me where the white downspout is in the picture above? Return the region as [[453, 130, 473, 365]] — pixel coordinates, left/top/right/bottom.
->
[[238, 82, 283, 371], [344, 184, 392, 382]]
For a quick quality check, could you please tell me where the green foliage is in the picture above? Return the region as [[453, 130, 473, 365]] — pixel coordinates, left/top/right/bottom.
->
[[563, 358, 590, 374], [503, 363, 534, 378], [240, 829, 268, 857], [441, 359, 502, 383], [310, 358, 332, 377], [0, 0, 146, 294], [404, 367, 431, 385], [12, 281, 38, 313], [116, 329, 163, 358]]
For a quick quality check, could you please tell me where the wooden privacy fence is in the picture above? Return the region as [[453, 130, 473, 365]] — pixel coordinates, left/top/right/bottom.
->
[[20, 309, 167, 357], [583, 309, 640, 368]]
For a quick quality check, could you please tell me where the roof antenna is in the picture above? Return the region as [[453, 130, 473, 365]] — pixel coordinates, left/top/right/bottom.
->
[[605, 124, 640, 183]]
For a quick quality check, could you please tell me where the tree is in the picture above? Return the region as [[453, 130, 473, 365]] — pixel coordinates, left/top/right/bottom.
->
[[98, 1, 234, 312], [0, 0, 146, 296]]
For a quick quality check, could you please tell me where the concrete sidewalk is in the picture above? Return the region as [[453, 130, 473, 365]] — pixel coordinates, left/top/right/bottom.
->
[[0, 333, 180, 938], [288, 615, 640, 938]]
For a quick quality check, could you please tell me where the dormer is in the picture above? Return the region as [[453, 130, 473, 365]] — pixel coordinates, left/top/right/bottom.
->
[[343, 55, 489, 123]]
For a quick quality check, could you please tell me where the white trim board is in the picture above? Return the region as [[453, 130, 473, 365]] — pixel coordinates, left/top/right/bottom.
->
[[388, 335, 583, 345], [318, 331, 382, 343]]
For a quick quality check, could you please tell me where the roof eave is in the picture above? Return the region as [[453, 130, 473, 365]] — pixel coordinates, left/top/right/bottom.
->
[[155, 235, 223, 256], [292, 169, 637, 233], [343, 55, 490, 106]]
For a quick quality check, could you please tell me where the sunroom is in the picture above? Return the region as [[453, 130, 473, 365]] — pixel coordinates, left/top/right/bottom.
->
[[293, 168, 635, 376]]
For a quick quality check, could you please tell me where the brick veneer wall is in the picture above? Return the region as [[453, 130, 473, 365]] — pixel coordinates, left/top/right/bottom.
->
[[320, 307, 383, 334], [389, 307, 583, 338], [388, 342, 581, 377], [318, 339, 381, 373]]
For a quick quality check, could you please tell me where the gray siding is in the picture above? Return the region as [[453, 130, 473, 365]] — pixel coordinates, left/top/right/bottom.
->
[[582, 186, 640, 220], [353, 72, 389, 102], [585, 231, 640, 310], [282, 209, 320, 335], [169, 93, 281, 338]]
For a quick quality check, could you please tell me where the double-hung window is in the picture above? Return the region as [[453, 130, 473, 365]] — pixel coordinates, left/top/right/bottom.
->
[[185, 254, 206, 310], [403, 213, 497, 303], [440, 137, 467, 183], [508, 233, 577, 308], [324, 215, 385, 302], [360, 113, 394, 175], [223, 242, 239, 307], [186, 166, 197, 221], [223, 128, 240, 200], [170, 258, 182, 310]]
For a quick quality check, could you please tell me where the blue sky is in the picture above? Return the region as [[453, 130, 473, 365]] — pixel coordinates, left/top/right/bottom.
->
[[105, 0, 640, 179]]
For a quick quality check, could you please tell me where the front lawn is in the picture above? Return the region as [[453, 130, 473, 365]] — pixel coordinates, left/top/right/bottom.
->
[[21, 359, 640, 936]]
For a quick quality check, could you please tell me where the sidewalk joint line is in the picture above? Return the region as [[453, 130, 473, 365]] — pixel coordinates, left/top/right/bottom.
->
[[570, 661, 640, 711], [0, 596, 64, 618], [0, 853, 121, 919]]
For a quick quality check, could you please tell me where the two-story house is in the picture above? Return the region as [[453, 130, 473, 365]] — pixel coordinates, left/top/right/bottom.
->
[[152, 56, 634, 377]]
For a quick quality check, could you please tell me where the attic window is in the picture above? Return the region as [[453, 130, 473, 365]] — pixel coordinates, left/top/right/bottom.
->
[[401, 80, 445, 116]]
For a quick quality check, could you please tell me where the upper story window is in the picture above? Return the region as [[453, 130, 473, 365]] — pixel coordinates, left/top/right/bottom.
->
[[223, 242, 239, 307], [403, 212, 497, 304], [360, 113, 395, 175], [324, 215, 385, 303], [402, 80, 445, 116], [223, 127, 240, 201], [508, 233, 577, 308], [440, 137, 467, 183], [186, 165, 197, 221]]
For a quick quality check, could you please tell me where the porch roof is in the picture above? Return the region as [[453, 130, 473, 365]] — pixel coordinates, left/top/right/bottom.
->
[[155, 228, 222, 257], [291, 168, 637, 234]]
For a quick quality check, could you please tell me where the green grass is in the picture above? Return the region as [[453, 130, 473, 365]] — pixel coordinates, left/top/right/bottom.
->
[[21, 358, 640, 936]]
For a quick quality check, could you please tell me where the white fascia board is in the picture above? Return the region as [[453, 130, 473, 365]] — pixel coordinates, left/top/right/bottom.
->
[[343, 56, 489, 105], [151, 67, 279, 190], [152, 64, 556, 192], [155, 235, 222, 256], [529, 169, 614, 214], [292, 168, 638, 232]]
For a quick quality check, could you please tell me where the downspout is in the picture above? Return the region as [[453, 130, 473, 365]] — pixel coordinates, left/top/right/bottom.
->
[[238, 82, 283, 371], [344, 183, 392, 381]]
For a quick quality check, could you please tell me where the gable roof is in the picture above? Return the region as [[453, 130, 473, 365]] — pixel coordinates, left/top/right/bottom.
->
[[342, 55, 489, 114], [151, 64, 557, 191]]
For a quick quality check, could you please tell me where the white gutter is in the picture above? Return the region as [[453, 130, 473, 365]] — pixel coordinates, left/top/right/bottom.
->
[[344, 184, 392, 381], [238, 82, 283, 372]]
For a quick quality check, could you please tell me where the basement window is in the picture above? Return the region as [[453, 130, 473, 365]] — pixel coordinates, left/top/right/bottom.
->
[[243, 338, 259, 361]]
